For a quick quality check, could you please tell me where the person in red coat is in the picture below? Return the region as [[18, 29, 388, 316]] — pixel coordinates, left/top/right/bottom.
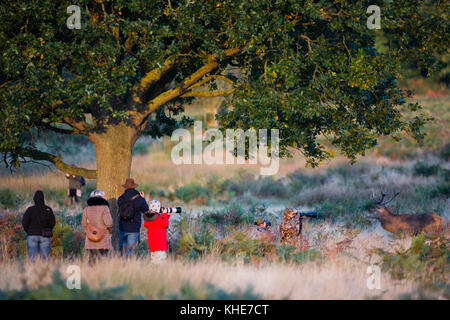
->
[[144, 200, 170, 263]]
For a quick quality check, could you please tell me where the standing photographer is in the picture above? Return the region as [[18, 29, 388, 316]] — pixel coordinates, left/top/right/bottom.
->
[[118, 178, 149, 258], [143, 200, 171, 263]]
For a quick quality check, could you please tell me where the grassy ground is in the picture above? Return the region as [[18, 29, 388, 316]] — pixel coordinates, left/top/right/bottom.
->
[[0, 95, 449, 300]]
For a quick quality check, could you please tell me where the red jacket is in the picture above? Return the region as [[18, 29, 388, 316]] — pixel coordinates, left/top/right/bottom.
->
[[144, 212, 170, 252]]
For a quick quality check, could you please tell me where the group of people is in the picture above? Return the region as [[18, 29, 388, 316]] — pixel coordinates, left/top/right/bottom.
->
[[22, 176, 309, 264], [22, 178, 172, 264]]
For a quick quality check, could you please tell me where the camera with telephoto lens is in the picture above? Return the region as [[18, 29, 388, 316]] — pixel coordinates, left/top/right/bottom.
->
[[160, 207, 182, 214], [143, 207, 182, 222]]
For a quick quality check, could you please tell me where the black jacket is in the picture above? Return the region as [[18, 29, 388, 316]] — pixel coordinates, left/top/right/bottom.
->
[[22, 191, 56, 236], [118, 188, 149, 233]]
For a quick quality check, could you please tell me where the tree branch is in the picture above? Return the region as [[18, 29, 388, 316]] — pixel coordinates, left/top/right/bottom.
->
[[135, 47, 240, 126], [17, 147, 97, 179], [181, 89, 235, 98]]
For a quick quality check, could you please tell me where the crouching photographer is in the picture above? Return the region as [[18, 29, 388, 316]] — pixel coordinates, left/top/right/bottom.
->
[[143, 200, 181, 263]]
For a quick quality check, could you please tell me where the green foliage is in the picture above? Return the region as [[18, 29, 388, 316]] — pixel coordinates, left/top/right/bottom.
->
[[0, 188, 22, 209], [50, 220, 84, 258], [413, 161, 442, 176], [374, 233, 449, 288], [201, 202, 253, 227], [175, 217, 216, 260], [0, 269, 135, 300], [218, 230, 277, 262], [277, 245, 323, 265], [1, 1, 448, 170], [175, 183, 208, 203], [168, 282, 262, 300], [0, 211, 27, 258]]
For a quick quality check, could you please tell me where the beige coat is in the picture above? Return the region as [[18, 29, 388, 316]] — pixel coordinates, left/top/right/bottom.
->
[[82, 203, 113, 250]]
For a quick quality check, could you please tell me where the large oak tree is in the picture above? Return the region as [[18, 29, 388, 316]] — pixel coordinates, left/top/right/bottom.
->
[[1, 1, 448, 196]]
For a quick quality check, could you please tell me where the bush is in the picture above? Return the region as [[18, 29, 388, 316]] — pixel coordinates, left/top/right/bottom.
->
[[51, 221, 84, 258], [201, 203, 253, 227], [217, 230, 277, 262], [277, 245, 323, 264], [175, 218, 216, 260], [0, 188, 22, 209], [0, 269, 135, 299], [175, 183, 208, 203], [251, 176, 289, 198], [413, 161, 441, 177], [0, 211, 27, 259], [374, 233, 449, 287], [168, 282, 262, 299]]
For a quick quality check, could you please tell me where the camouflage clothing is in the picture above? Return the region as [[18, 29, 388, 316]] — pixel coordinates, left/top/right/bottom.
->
[[280, 208, 300, 247]]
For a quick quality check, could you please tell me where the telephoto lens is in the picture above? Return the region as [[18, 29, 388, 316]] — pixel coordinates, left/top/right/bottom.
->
[[161, 207, 182, 214]]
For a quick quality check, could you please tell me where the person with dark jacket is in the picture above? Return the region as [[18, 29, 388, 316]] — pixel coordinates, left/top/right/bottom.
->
[[117, 178, 149, 258], [22, 190, 56, 262]]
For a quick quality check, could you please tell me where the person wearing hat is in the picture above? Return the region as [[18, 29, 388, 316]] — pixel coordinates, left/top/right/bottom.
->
[[22, 190, 56, 262], [81, 189, 113, 265], [117, 178, 149, 258], [251, 218, 275, 242]]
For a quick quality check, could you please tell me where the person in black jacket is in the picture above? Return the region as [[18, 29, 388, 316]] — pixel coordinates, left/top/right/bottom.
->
[[118, 178, 149, 258], [22, 190, 56, 262]]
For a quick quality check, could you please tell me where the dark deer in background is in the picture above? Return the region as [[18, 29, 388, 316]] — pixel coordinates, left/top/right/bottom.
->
[[370, 191, 443, 235]]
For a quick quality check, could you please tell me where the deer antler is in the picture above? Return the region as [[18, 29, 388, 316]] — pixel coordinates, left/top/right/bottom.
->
[[372, 190, 387, 205], [383, 190, 400, 205]]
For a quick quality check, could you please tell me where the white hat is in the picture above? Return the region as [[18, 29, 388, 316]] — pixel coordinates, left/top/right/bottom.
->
[[90, 190, 106, 198], [149, 200, 161, 213]]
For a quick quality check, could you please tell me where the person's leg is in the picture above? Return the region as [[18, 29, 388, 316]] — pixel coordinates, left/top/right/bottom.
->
[[88, 249, 100, 265], [125, 232, 139, 258], [39, 236, 51, 261], [118, 229, 125, 256], [26, 236, 39, 262]]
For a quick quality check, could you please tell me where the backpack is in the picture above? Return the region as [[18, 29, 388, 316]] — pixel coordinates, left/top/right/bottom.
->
[[119, 194, 139, 221], [80, 177, 86, 186]]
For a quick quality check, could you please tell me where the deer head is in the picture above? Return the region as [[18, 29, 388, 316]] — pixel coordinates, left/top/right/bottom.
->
[[369, 190, 400, 219]]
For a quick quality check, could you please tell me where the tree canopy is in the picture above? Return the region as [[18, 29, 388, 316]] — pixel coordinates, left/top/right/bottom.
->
[[1, 0, 448, 173]]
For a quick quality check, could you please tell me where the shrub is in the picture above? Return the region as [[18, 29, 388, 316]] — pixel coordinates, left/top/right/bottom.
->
[[277, 245, 323, 264], [201, 203, 253, 227], [413, 161, 441, 177], [51, 221, 84, 258], [175, 183, 208, 203], [251, 176, 289, 198], [0, 211, 27, 259], [168, 282, 263, 299], [374, 233, 449, 287], [0, 188, 22, 209], [0, 269, 135, 299], [288, 171, 323, 193], [217, 230, 277, 262], [175, 219, 216, 260]]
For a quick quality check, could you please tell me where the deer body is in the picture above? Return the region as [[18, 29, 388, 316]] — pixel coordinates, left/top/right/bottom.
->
[[375, 206, 443, 235], [371, 191, 443, 236]]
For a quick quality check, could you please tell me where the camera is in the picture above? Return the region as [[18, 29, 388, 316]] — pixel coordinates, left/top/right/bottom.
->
[[143, 207, 182, 222], [161, 207, 182, 214]]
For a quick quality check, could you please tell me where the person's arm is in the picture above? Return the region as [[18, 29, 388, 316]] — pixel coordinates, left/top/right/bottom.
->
[[103, 207, 114, 233], [161, 212, 170, 228], [22, 209, 30, 233], [81, 209, 87, 229]]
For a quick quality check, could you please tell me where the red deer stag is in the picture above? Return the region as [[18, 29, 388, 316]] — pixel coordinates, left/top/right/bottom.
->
[[370, 191, 443, 235]]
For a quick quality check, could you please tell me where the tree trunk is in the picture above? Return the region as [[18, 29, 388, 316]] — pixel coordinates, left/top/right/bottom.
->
[[90, 124, 138, 251]]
